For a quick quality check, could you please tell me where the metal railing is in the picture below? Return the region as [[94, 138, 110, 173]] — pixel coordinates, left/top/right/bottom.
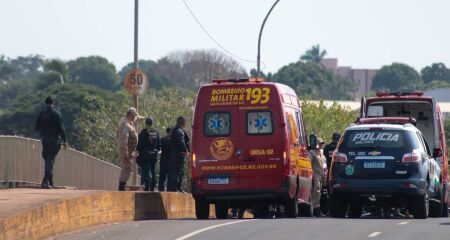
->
[[0, 135, 126, 190]]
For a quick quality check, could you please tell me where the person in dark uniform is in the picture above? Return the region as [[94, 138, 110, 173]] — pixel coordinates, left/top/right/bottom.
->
[[323, 132, 341, 172], [158, 127, 172, 192], [136, 117, 160, 191], [167, 116, 190, 192], [35, 96, 67, 189]]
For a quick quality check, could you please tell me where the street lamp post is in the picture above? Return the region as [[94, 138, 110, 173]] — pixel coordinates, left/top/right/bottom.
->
[[257, 0, 281, 77], [132, 0, 139, 186]]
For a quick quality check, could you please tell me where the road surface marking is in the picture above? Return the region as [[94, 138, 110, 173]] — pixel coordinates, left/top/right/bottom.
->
[[368, 232, 382, 238], [398, 221, 409, 225], [174, 220, 255, 240]]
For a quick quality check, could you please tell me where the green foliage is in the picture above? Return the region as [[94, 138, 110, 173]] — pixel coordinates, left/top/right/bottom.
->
[[74, 89, 194, 157], [424, 80, 450, 90], [421, 63, 450, 84], [67, 56, 119, 90], [0, 55, 14, 81], [272, 61, 356, 100], [0, 79, 36, 109], [36, 71, 64, 90], [118, 60, 174, 90], [301, 100, 357, 143], [300, 44, 327, 63], [9, 55, 45, 81], [372, 63, 422, 92], [0, 83, 118, 146], [44, 59, 68, 82]]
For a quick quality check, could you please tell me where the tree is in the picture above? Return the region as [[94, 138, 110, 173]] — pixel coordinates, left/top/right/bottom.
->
[[7, 55, 45, 81], [371, 63, 422, 92], [300, 44, 327, 63], [421, 63, 450, 84], [271, 61, 356, 100], [36, 71, 64, 90], [0, 83, 118, 146], [302, 100, 356, 142], [163, 49, 248, 88], [118, 59, 174, 90], [0, 55, 13, 81], [44, 59, 68, 82], [67, 56, 119, 90]]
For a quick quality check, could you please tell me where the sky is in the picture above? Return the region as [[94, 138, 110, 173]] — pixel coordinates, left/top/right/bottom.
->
[[0, 0, 449, 73]]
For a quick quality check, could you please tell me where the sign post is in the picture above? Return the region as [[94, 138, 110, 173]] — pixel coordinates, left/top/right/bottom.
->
[[124, 68, 148, 187]]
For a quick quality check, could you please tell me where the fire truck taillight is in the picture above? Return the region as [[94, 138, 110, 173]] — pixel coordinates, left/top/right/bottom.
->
[[283, 151, 287, 165]]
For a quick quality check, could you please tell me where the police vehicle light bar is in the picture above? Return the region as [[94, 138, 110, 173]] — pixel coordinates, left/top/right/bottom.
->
[[357, 117, 417, 125], [376, 91, 424, 97], [213, 77, 264, 84]]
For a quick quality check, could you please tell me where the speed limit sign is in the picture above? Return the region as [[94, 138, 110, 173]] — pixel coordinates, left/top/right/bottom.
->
[[124, 68, 149, 96]]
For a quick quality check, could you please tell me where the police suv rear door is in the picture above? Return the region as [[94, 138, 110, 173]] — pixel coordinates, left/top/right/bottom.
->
[[338, 127, 414, 179]]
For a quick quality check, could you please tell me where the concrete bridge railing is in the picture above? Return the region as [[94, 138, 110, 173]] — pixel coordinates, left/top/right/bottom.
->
[[0, 135, 127, 190]]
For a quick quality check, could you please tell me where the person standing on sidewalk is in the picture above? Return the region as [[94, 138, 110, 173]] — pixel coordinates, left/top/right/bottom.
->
[[158, 127, 172, 192], [117, 107, 142, 191], [35, 96, 68, 189], [168, 116, 190, 192], [136, 117, 160, 191]]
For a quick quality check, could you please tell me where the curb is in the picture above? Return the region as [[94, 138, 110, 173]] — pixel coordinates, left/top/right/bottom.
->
[[0, 192, 196, 240]]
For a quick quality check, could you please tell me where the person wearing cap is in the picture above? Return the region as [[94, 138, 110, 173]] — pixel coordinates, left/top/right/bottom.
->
[[158, 127, 172, 191], [323, 132, 341, 172], [35, 96, 68, 189], [310, 137, 326, 217], [117, 107, 142, 191], [136, 117, 160, 191], [168, 116, 190, 192]]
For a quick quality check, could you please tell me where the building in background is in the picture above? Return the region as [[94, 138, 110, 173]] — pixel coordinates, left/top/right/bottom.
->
[[321, 58, 377, 99]]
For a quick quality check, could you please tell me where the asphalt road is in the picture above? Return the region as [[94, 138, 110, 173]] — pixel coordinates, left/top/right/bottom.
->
[[53, 217, 450, 240]]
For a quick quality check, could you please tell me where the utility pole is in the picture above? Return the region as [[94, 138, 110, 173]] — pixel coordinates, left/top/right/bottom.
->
[[132, 0, 139, 186], [257, 0, 281, 77]]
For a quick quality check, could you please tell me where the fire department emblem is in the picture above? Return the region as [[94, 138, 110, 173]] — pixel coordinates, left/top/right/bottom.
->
[[210, 137, 234, 161]]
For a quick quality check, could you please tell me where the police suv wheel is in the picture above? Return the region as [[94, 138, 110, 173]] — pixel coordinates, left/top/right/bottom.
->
[[411, 185, 429, 219], [195, 199, 210, 219], [429, 189, 443, 218]]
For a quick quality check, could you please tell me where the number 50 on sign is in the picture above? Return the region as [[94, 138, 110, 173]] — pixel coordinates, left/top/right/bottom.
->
[[124, 69, 149, 96]]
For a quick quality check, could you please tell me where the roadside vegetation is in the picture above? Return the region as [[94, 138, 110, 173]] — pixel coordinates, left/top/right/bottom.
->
[[1, 46, 449, 189]]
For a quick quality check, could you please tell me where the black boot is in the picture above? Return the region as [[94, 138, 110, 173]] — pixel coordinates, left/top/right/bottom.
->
[[144, 180, 150, 191], [118, 181, 126, 191], [313, 208, 325, 217], [41, 173, 50, 189], [150, 182, 156, 192], [48, 174, 54, 188]]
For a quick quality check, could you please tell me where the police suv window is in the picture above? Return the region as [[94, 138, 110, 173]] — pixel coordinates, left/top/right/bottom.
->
[[247, 111, 273, 135], [204, 112, 231, 136], [346, 130, 405, 149]]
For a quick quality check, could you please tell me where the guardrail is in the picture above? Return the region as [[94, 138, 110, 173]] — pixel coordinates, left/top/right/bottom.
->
[[0, 135, 133, 190]]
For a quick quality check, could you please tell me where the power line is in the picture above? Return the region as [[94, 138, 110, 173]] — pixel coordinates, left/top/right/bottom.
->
[[181, 0, 266, 71]]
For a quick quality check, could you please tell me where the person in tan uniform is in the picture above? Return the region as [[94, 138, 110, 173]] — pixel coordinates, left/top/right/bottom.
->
[[310, 137, 326, 217], [117, 107, 142, 191]]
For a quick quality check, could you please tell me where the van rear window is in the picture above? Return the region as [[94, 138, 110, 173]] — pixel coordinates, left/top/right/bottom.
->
[[204, 112, 231, 136], [345, 130, 405, 148], [247, 111, 273, 135]]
